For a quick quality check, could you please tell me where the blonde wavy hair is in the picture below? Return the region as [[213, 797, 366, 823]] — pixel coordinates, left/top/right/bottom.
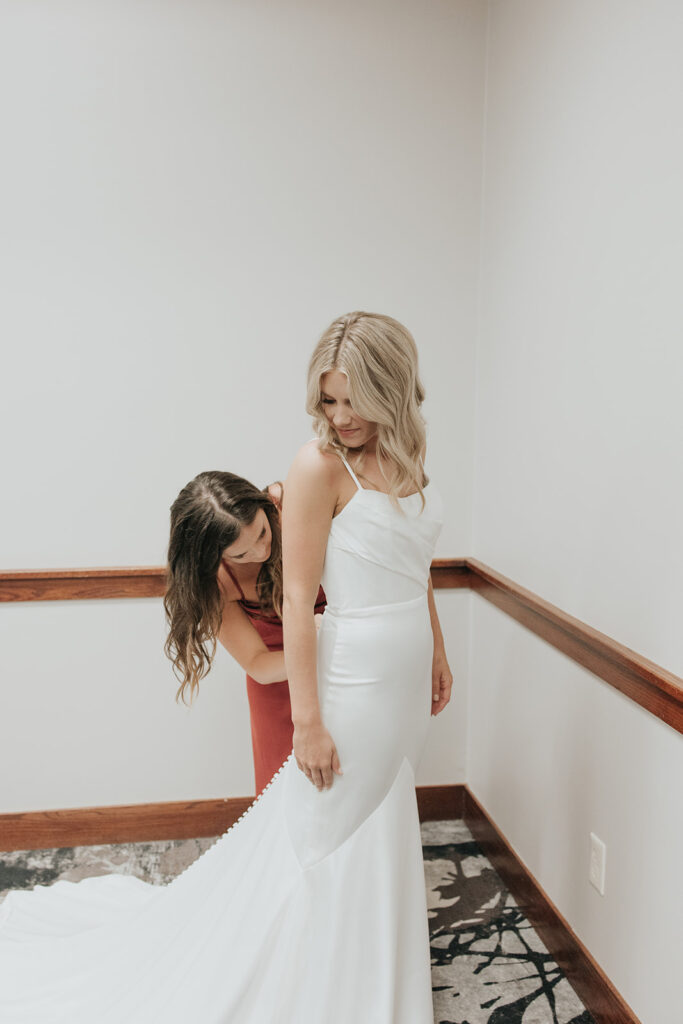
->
[[306, 312, 428, 508]]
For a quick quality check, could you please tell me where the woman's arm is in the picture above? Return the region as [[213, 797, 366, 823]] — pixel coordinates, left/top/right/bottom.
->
[[216, 598, 287, 684], [427, 575, 453, 715], [420, 442, 452, 714], [281, 443, 342, 791]]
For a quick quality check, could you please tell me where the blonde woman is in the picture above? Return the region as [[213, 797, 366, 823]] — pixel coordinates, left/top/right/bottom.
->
[[279, 311, 452, 1021], [0, 312, 451, 1024]]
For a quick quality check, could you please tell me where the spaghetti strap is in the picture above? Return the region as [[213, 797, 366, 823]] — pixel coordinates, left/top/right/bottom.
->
[[222, 558, 247, 601], [337, 451, 363, 491]]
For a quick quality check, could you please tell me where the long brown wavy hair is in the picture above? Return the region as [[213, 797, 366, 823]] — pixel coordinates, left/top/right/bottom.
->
[[164, 471, 283, 705]]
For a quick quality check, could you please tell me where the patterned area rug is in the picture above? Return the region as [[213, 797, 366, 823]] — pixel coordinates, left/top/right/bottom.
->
[[0, 820, 594, 1024], [422, 821, 594, 1024]]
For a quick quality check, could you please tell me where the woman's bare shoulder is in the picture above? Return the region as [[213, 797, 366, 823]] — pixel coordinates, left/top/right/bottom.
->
[[289, 439, 343, 486]]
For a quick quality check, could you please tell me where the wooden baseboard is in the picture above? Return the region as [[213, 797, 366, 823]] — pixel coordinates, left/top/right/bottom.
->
[[417, 782, 465, 822], [462, 787, 641, 1024], [0, 783, 467, 853], [0, 797, 253, 852]]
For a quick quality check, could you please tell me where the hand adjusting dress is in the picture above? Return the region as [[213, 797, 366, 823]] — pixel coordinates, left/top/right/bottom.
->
[[0, 451, 443, 1024]]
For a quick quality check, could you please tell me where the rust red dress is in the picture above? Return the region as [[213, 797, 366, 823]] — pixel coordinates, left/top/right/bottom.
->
[[222, 559, 326, 795]]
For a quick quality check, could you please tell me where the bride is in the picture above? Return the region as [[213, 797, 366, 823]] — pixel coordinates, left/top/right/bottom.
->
[[0, 311, 453, 1023]]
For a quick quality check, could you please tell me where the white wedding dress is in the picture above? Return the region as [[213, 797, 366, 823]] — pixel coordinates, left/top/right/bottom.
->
[[0, 452, 443, 1023]]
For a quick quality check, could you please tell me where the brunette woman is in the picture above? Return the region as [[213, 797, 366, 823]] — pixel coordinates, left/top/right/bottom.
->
[[163, 471, 326, 794]]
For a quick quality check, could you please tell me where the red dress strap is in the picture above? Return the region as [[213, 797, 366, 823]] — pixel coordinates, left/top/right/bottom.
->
[[221, 559, 247, 602]]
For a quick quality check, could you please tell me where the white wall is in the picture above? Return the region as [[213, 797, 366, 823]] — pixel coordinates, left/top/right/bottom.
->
[[2, 1, 680, 1016], [0, 1, 486, 810], [470, 3, 683, 1022]]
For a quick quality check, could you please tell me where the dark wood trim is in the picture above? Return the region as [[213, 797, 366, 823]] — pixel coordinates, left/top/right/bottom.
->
[[416, 782, 466, 822], [0, 797, 251, 851], [1, 558, 681, 733], [466, 558, 683, 733], [0, 558, 470, 602], [0, 784, 467, 853], [463, 787, 641, 1024], [430, 558, 473, 589], [0, 567, 166, 602]]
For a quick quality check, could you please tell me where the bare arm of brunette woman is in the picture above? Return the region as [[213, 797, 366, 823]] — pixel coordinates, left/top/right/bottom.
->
[[282, 443, 343, 792], [214, 580, 323, 684], [214, 597, 287, 684]]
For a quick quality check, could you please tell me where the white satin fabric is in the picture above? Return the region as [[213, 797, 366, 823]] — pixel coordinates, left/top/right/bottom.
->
[[0, 453, 444, 1023]]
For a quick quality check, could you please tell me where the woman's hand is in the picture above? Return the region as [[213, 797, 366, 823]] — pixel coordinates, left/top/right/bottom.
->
[[293, 720, 343, 791], [431, 646, 453, 715]]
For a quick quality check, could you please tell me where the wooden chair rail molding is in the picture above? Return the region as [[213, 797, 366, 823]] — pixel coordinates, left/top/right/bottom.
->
[[1, 559, 681, 733]]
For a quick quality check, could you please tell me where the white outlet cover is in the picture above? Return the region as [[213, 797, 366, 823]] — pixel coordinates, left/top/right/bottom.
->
[[589, 832, 606, 895]]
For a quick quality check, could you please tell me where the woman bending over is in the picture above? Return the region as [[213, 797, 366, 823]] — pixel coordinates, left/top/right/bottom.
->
[[164, 470, 325, 793]]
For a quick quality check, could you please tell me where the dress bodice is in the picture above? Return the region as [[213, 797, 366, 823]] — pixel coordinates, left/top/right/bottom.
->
[[320, 454, 444, 614]]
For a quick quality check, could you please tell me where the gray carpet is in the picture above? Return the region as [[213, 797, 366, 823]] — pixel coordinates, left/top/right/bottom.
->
[[0, 820, 594, 1024]]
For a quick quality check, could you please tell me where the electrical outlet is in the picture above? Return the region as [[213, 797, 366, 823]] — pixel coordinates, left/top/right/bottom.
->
[[589, 832, 606, 895]]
